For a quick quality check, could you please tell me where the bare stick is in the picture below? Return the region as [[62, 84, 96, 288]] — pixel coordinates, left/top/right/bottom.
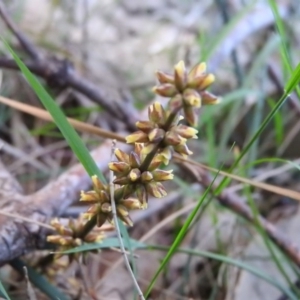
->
[[109, 140, 145, 300], [0, 3, 40, 60]]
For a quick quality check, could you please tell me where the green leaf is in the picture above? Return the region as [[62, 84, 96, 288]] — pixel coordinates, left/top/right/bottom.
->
[[285, 62, 300, 94], [238, 157, 300, 173], [10, 259, 69, 300], [0, 281, 11, 300], [145, 168, 221, 297], [1, 38, 106, 182], [215, 90, 289, 194], [148, 245, 298, 300], [267, 0, 300, 98], [267, 98, 284, 146], [58, 237, 147, 254]]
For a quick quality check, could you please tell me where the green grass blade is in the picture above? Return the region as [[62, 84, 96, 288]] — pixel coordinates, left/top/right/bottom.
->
[[240, 166, 296, 295], [0, 281, 11, 300], [267, 0, 300, 98], [10, 259, 69, 300], [238, 157, 300, 173], [1, 39, 105, 182], [148, 245, 298, 300], [59, 237, 146, 254], [145, 169, 221, 297], [267, 0, 291, 74], [216, 91, 289, 194], [285, 62, 300, 93], [267, 98, 284, 146], [201, 1, 254, 61]]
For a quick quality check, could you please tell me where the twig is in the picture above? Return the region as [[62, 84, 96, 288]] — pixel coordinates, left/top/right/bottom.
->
[[0, 2, 40, 60], [0, 211, 54, 230], [109, 140, 145, 300], [0, 3, 137, 131]]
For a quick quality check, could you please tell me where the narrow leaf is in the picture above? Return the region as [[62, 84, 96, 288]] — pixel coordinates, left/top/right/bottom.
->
[[149, 245, 298, 300], [285, 62, 300, 94], [1, 39, 106, 182], [58, 237, 146, 254], [145, 168, 221, 297], [0, 281, 11, 300], [10, 259, 69, 300]]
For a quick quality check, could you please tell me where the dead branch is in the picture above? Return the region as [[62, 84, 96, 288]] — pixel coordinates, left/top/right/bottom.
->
[[0, 4, 138, 132], [0, 140, 129, 265], [0, 2, 40, 61]]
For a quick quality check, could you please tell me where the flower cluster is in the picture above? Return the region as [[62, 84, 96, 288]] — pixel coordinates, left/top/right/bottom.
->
[[47, 217, 105, 259], [109, 143, 173, 208], [80, 175, 141, 227], [47, 60, 219, 258], [154, 61, 219, 126], [126, 102, 198, 164]]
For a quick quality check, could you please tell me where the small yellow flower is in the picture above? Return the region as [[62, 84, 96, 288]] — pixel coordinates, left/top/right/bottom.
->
[[80, 176, 139, 227], [47, 217, 105, 260], [109, 144, 174, 207], [156, 70, 174, 84], [174, 60, 187, 92]]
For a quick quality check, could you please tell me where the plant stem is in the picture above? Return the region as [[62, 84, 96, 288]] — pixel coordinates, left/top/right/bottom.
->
[[109, 141, 145, 300], [77, 214, 97, 238], [139, 108, 180, 172]]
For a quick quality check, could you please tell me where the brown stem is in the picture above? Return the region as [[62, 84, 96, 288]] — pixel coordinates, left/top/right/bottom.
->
[[76, 214, 98, 239], [0, 3, 40, 60], [140, 108, 181, 172]]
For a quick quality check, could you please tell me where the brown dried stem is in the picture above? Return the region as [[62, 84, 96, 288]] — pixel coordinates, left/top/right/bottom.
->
[[0, 4, 137, 131], [0, 3, 40, 60]]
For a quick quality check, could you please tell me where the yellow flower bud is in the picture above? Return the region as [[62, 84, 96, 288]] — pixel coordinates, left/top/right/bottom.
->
[[115, 148, 129, 164], [148, 128, 165, 143], [174, 60, 187, 91], [146, 182, 167, 198], [201, 91, 220, 105], [128, 168, 141, 182], [174, 124, 198, 139], [156, 70, 174, 84], [148, 102, 166, 124], [141, 171, 153, 182], [198, 74, 215, 90], [108, 161, 130, 175], [126, 131, 149, 143], [80, 190, 99, 202], [152, 169, 174, 181], [152, 84, 177, 97], [136, 121, 154, 132], [188, 62, 207, 79], [183, 89, 201, 107]]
